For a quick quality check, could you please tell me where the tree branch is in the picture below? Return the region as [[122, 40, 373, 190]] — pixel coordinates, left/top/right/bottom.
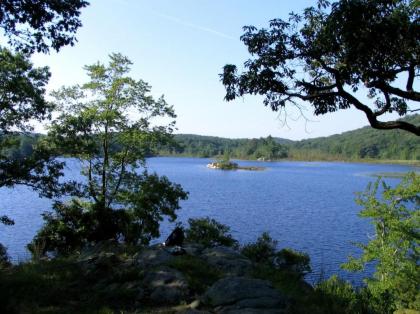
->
[[337, 85, 420, 135], [406, 64, 415, 92], [367, 81, 420, 102], [374, 92, 392, 117]]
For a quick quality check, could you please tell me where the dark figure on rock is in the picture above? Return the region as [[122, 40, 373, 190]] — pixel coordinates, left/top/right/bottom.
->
[[164, 226, 185, 247]]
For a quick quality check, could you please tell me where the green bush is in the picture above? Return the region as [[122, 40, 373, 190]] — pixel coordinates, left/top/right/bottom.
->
[[241, 232, 277, 264], [167, 255, 222, 293], [342, 173, 420, 311], [0, 243, 10, 268], [276, 248, 311, 276], [241, 232, 310, 277], [185, 217, 238, 248]]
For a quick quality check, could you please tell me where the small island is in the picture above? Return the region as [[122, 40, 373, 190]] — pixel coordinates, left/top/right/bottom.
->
[[207, 159, 265, 171]]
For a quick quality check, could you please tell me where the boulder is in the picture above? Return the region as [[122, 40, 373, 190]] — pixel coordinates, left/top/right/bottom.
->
[[143, 266, 189, 304], [183, 243, 205, 256], [204, 276, 287, 313], [135, 247, 174, 268], [201, 246, 252, 276]]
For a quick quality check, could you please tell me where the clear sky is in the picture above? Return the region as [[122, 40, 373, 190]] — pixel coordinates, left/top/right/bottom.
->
[[29, 0, 388, 140]]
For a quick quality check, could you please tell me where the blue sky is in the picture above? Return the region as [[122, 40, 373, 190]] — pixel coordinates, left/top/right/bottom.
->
[[30, 0, 386, 140]]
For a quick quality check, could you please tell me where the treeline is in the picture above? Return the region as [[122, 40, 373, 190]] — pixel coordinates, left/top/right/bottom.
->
[[2, 115, 419, 162], [158, 135, 290, 160], [158, 114, 420, 161]]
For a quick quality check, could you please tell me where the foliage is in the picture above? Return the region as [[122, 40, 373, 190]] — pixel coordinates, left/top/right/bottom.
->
[[289, 114, 420, 161], [0, 257, 142, 313], [296, 275, 367, 314], [0, 0, 89, 54], [241, 232, 277, 264], [10, 114, 419, 162], [30, 54, 188, 256], [0, 243, 10, 269], [156, 115, 419, 161], [159, 134, 290, 159], [241, 232, 311, 277], [342, 173, 420, 311], [221, 0, 419, 135], [276, 248, 311, 275], [167, 255, 222, 293], [0, 47, 69, 258], [185, 217, 238, 248]]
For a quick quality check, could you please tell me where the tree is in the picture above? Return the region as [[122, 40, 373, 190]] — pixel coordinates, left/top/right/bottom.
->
[[0, 47, 70, 226], [30, 54, 188, 255], [342, 173, 419, 311], [0, 0, 89, 54], [221, 0, 419, 135], [0, 0, 88, 241]]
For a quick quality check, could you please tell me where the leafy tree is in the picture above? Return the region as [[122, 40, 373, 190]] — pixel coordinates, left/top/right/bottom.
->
[[343, 173, 420, 311], [221, 0, 419, 135], [0, 0, 88, 253], [0, 48, 69, 226], [185, 217, 238, 248], [0, 0, 89, 54], [30, 54, 188, 256]]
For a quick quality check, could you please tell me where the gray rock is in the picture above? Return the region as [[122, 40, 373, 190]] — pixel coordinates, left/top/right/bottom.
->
[[179, 310, 212, 314], [135, 247, 174, 268], [201, 246, 252, 276], [143, 266, 189, 304], [204, 277, 287, 313], [220, 309, 285, 314], [183, 243, 205, 256]]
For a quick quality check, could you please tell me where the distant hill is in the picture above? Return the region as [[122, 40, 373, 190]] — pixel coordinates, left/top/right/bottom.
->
[[2, 115, 419, 162], [288, 114, 420, 161], [159, 115, 420, 161]]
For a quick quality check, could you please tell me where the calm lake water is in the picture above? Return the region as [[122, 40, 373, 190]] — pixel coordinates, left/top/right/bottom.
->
[[0, 157, 417, 285]]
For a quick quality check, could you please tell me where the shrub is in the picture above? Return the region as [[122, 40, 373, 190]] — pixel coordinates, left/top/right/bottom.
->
[[241, 232, 277, 264], [0, 243, 10, 268], [185, 217, 238, 248], [342, 173, 420, 311], [276, 248, 311, 276], [241, 232, 311, 277]]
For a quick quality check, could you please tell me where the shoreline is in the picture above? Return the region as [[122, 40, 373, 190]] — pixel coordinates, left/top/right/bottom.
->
[[153, 155, 420, 167]]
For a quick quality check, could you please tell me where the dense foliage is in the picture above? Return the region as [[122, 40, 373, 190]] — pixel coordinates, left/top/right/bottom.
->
[[221, 0, 419, 135], [156, 115, 420, 161], [0, 0, 88, 258], [7, 114, 419, 162], [159, 134, 289, 159], [343, 173, 420, 311], [0, 0, 89, 53], [30, 54, 187, 256], [185, 217, 239, 248], [241, 232, 311, 277], [289, 114, 420, 160]]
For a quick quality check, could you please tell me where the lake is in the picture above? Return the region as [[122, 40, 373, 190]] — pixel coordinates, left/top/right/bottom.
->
[[0, 157, 417, 285]]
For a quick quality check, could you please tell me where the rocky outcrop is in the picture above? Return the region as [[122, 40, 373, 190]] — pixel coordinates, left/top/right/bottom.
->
[[201, 246, 252, 276], [74, 242, 297, 312], [203, 276, 288, 314], [134, 246, 175, 268], [143, 266, 189, 304]]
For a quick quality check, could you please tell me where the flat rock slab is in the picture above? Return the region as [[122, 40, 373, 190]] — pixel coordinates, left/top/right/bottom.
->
[[135, 248, 174, 268], [143, 266, 189, 304], [204, 276, 287, 313], [201, 246, 252, 276]]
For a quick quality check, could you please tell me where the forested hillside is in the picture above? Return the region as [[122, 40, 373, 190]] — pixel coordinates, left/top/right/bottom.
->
[[288, 114, 420, 161], [159, 115, 420, 161], [2, 115, 419, 162]]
